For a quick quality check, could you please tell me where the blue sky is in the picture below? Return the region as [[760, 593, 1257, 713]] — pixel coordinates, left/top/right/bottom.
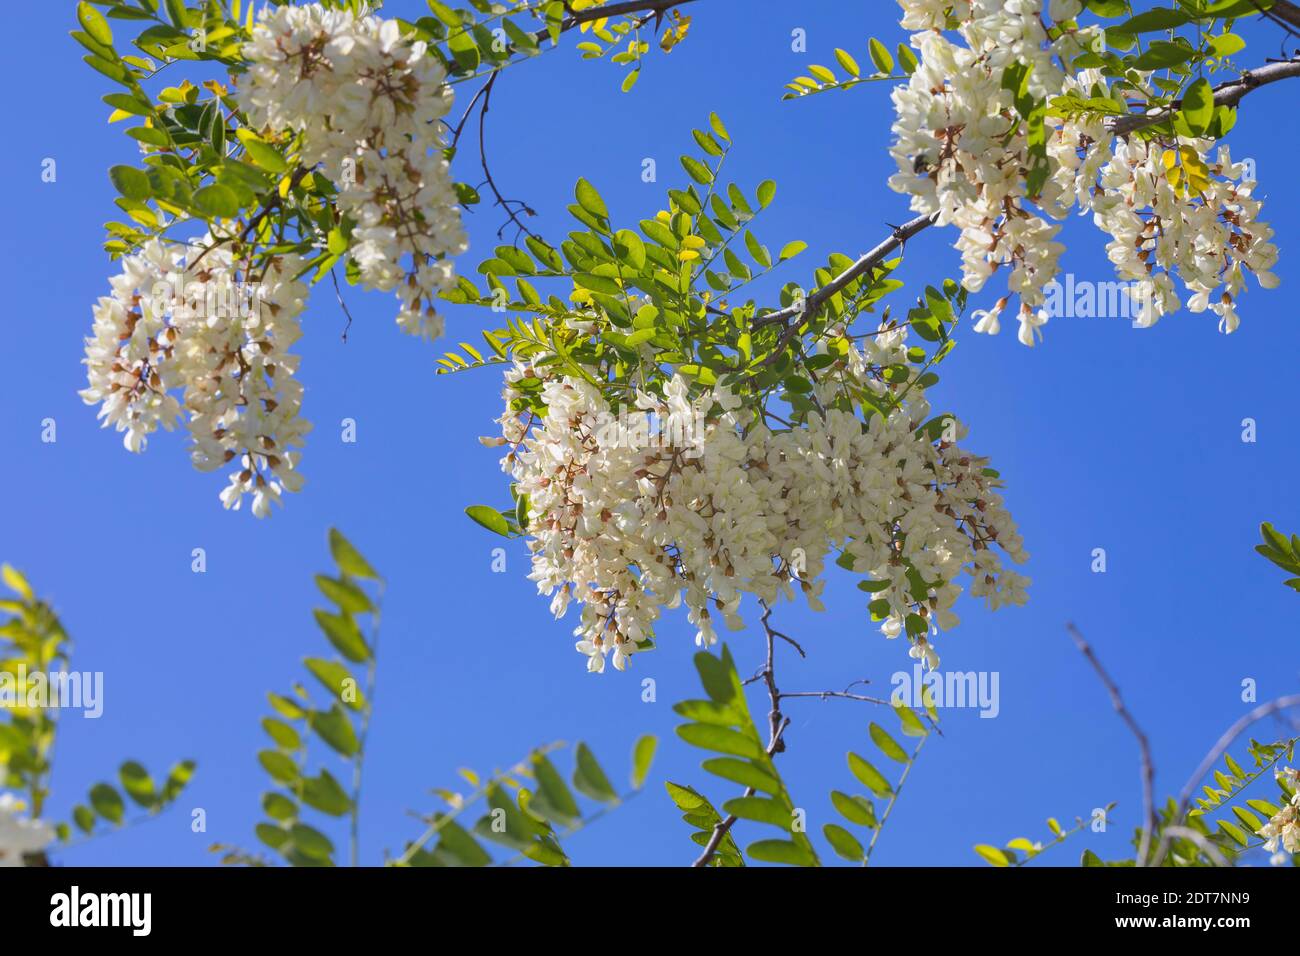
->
[[2, 0, 1298, 866]]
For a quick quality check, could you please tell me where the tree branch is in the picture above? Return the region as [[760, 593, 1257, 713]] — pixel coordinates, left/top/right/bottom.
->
[[691, 604, 789, 867], [1066, 623, 1156, 867], [1111, 57, 1300, 134], [753, 214, 935, 330]]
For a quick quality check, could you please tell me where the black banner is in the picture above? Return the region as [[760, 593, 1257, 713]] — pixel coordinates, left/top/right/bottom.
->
[[1, 864, 1291, 939]]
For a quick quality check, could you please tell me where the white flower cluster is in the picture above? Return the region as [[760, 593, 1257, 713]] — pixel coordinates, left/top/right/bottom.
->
[[0, 793, 55, 867], [498, 329, 1029, 673], [80, 238, 311, 517], [889, 0, 1278, 342], [238, 3, 467, 340], [1258, 766, 1300, 862]]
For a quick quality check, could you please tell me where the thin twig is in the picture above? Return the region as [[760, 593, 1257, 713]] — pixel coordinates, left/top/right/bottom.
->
[[331, 268, 356, 343], [1066, 622, 1156, 867]]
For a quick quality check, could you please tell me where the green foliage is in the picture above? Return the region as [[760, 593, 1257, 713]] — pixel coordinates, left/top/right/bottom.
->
[[215, 528, 382, 867], [0, 563, 193, 858], [974, 805, 1110, 867], [1257, 522, 1300, 592], [214, 528, 654, 866], [783, 38, 914, 99], [835, 700, 938, 865], [397, 735, 655, 867], [669, 645, 819, 866]]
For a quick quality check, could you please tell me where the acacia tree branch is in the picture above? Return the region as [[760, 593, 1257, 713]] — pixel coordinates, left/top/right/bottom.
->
[[1111, 56, 1300, 134], [753, 214, 935, 330], [1260, 0, 1300, 33], [1066, 623, 1156, 867], [691, 604, 789, 867]]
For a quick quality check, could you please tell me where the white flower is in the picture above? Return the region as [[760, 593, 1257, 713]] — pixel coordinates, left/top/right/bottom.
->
[[971, 296, 1008, 335], [1016, 305, 1048, 347], [238, 4, 466, 337], [498, 324, 1029, 672], [887, 0, 1279, 337], [0, 793, 55, 867]]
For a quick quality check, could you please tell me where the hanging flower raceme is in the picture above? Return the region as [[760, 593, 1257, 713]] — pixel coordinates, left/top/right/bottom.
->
[[888, 0, 1279, 342], [83, 4, 469, 516], [497, 327, 1029, 674], [237, 3, 467, 340], [80, 237, 311, 518]]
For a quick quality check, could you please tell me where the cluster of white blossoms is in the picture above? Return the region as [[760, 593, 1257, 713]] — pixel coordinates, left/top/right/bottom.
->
[[237, 3, 467, 340], [889, 0, 1278, 343], [80, 237, 311, 517], [0, 793, 55, 867], [497, 328, 1029, 673], [1257, 766, 1300, 863]]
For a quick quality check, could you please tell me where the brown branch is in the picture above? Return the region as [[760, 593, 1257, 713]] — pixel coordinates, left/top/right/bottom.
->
[[1259, 0, 1300, 33], [753, 214, 935, 330], [1066, 622, 1156, 867], [691, 604, 788, 867], [1111, 57, 1300, 135]]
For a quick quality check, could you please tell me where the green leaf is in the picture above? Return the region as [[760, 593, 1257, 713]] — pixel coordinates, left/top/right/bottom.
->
[[778, 241, 806, 261], [258, 750, 299, 785], [1216, 819, 1249, 847], [89, 783, 125, 824], [701, 757, 781, 794], [465, 505, 511, 537], [847, 752, 892, 797], [289, 823, 334, 862], [573, 742, 618, 803], [575, 178, 609, 219], [240, 137, 288, 173], [680, 156, 713, 185], [328, 529, 380, 580], [823, 823, 865, 861], [313, 610, 371, 663], [721, 796, 791, 829], [263, 792, 297, 822], [831, 790, 876, 827], [869, 722, 909, 763], [314, 575, 373, 615], [304, 658, 363, 710], [746, 838, 816, 866], [262, 717, 302, 750], [109, 165, 151, 202], [118, 762, 156, 808], [531, 753, 581, 823], [894, 702, 929, 737], [631, 735, 658, 789], [677, 723, 765, 760], [756, 180, 776, 209], [308, 705, 360, 757], [77, 2, 114, 46], [974, 843, 1013, 866], [868, 38, 893, 74], [1180, 77, 1214, 136], [192, 184, 240, 218], [301, 770, 352, 816]]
